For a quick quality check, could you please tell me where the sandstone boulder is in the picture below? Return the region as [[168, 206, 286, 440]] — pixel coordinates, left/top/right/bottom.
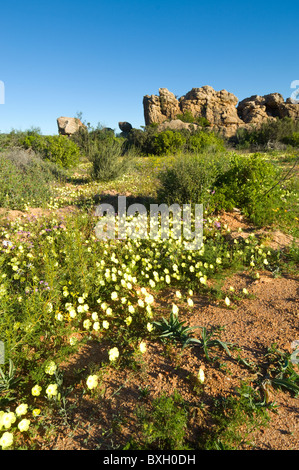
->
[[143, 88, 181, 126], [57, 117, 86, 136], [157, 119, 199, 133]]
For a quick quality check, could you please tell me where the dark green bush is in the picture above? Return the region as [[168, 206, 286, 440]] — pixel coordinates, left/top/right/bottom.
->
[[281, 132, 299, 147], [124, 126, 225, 157], [21, 134, 80, 168], [70, 125, 116, 159]]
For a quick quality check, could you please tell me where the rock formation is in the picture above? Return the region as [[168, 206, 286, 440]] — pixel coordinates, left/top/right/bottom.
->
[[143, 87, 299, 138], [57, 117, 87, 136], [237, 93, 299, 124]]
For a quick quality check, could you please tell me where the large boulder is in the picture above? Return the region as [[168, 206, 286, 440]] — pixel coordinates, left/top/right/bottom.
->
[[157, 119, 199, 133], [118, 121, 133, 133], [143, 88, 181, 126], [57, 117, 86, 136]]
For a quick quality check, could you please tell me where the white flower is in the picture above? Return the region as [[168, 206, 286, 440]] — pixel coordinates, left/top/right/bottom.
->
[[18, 418, 30, 432], [92, 312, 99, 321], [147, 322, 153, 332], [187, 298, 194, 307], [15, 403, 28, 416], [45, 361, 57, 375], [242, 288, 249, 295], [0, 431, 13, 449], [2, 412, 16, 429], [102, 320, 109, 329], [109, 347, 119, 362], [83, 319, 92, 330], [224, 297, 230, 307], [86, 375, 98, 390], [46, 383, 58, 397], [139, 341, 147, 354], [111, 291, 118, 300], [125, 316, 132, 326], [198, 368, 205, 384], [93, 321, 100, 331], [172, 304, 179, 315], [31, 385, 42, 396]]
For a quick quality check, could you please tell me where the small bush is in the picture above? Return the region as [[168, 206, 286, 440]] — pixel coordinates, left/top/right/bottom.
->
[[90, 139, 131, 181]]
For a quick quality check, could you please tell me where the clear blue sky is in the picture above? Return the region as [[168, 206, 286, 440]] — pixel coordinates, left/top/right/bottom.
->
[[0, 0, 298, 135]]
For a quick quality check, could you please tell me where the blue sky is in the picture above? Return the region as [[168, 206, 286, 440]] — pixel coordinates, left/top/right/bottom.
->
[[0, 0, 298, 135]]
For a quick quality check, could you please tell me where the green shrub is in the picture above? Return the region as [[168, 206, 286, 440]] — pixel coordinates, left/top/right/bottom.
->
[[90, 138, 131, 181], [157, 151, 230, 209], [21, 135, 80, 168], [213, 153, 283, 225], [176, 110, 210, 128], [186, 130, 225, 153], [70, 125, 116, 159], [281, 132, 299, 147], [234, 117, 299, 149], [152, 130, 186, 156], [136, 392, 189, 450], [0, 149, 55, 209]]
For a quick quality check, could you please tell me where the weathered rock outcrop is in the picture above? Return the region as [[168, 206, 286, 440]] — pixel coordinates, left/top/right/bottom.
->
[[143, 87, 299, 138], [57, 117, 86, 136], [237, 93, 299, 124], [143, 86, 244, 137]]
